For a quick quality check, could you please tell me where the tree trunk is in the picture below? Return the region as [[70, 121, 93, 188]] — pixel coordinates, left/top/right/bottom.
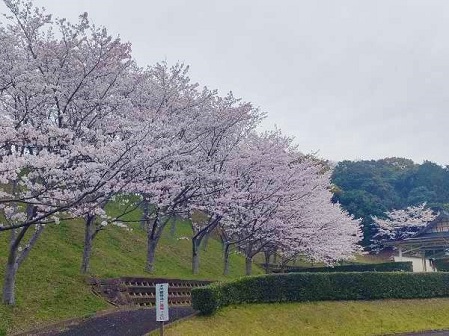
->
[[201, 232, 210, 251], [3, 182, 19, 305], [146, 238, 158, 273], [192, 240, 200, 275], [191, 215, 222, 275], [145, 212, 172, 273], [2, 240, 18, 305], [223, 242, 231, 276], [264, 251, 271, 274], [245, 256, 253, 276], [81, 215, 95, 274], [191, 232, 204, 276], [170, 220, 176, 238], [140, 199, 150, 230], [2, 206, 39, 305], [145, 211, 160, 273], [2, 227, 28, 305], [280, 255, 293, 273], [220, 234, 226, 252]]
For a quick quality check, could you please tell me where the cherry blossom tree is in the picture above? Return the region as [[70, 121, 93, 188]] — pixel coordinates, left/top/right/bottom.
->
[[185, 95, 262, 274], [275, 198, 362, 270], [115, 60, 264, 273], [120, 62, 219, 273], [146, 89, 260, 274], [0, 0, 362, 306], [76, 194, 142, 274], [372, 203, 437, 251], [215, 132, 290, 274], [0, 0, 147, 304], [217, 132, 307, 275], [218, 131, 361, 275]]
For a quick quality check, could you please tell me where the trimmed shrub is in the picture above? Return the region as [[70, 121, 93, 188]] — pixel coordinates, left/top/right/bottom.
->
[[192, 272, 449, 315], [272, 261, 413, 273]]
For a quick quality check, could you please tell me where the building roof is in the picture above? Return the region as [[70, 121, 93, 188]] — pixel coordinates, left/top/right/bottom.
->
[[413, 211, 449, 238], [384, 211, 449, 254]]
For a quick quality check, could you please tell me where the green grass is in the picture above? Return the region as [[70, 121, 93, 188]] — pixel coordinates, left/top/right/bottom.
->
[[0, 203, 262, 334], [154, 299, 449, 336]]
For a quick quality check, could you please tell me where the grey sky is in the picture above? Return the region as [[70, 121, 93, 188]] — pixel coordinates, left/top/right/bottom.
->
[[3, 0, 449, 165]]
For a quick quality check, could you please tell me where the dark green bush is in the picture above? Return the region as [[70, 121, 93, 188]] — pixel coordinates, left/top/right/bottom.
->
[[192, 272, 449, 315], [433, 259, 449, 272], [275, 261, 412, 273]]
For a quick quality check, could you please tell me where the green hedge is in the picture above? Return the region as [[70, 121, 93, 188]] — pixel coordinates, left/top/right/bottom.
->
[[277, 261, 413, 273], [192, 272, 449, 315]]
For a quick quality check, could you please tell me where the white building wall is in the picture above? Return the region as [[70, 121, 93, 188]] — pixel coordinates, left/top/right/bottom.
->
[[394, 256, 436, 272]]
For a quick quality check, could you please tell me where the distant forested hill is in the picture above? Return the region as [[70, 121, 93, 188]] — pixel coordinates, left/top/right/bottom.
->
[[331, 158, 449, 247]]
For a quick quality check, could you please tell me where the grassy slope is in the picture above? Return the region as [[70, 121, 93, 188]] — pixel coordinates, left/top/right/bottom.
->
[[157, 299, 449, 336], [0, 206, 263, 334]]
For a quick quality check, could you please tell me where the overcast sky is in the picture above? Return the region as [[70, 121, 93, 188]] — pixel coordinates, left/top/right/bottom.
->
[[3, 0, 449, 165]]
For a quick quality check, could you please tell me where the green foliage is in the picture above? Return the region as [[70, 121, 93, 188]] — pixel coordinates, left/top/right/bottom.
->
[[192, 283, 223, 314], [434, 260, 449, 272], [278, 261, 412, 273], [331, 158, 449, 246], [192, 272, 449, 315]]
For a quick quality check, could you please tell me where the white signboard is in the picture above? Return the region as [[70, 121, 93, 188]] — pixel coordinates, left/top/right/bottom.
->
[[156, 283, 169, 322]]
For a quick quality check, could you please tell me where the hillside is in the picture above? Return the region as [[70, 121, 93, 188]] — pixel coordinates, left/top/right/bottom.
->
[[0, 208, 263, 335]]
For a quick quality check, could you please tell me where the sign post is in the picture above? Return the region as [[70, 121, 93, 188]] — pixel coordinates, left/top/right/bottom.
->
[[155, 283, 169, 336]]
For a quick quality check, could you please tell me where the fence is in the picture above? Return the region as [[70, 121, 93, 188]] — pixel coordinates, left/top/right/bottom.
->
[[90, 277, 213, 307]]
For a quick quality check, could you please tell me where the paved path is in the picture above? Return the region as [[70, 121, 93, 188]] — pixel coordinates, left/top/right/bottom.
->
[[18, 307, 196, 336]]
